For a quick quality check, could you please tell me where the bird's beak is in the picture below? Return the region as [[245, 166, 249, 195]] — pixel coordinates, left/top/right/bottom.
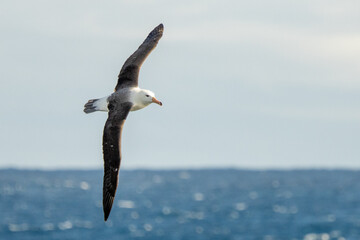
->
[[152, 97, 162, 106]]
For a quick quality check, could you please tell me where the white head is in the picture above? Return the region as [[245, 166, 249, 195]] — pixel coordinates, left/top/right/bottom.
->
[[141, 89, 162, 105], [131, 88, 162, 111]]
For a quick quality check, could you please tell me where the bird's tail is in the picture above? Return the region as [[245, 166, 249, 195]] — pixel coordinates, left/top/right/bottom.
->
[[83, 96, 109, 114]]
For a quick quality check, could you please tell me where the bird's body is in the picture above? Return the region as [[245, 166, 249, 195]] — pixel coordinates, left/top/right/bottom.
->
[[84, 87, 160, 113], [84, 24, 164, 221]]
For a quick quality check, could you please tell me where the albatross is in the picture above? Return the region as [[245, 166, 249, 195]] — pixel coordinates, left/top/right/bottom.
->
[[83, 24, 164, 221]]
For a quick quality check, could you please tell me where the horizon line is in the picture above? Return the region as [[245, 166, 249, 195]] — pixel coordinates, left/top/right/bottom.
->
[[1, 166, 360, 172]]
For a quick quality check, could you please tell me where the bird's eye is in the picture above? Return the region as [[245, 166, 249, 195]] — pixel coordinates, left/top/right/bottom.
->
[[145, 94, 150, 97]]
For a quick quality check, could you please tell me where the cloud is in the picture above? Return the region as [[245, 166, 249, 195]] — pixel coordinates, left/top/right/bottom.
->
[[1, 0, 360, 169]]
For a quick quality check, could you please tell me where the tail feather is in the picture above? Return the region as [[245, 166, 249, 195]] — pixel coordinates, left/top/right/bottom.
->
[[84, 97, 109, 114], [84, 99, 98, 113]]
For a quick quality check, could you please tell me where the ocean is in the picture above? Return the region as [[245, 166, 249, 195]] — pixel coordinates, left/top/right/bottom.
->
[[0, 169, 359, 240]]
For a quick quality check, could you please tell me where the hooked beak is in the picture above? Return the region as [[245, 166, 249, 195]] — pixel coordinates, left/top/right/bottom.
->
[[152, 97, 162, 106]]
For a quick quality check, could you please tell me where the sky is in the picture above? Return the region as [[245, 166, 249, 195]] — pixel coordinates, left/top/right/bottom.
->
[[1, 0, 360, 169]]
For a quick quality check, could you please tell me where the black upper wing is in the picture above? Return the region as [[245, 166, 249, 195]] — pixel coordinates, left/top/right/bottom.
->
[[115, 24, 164, 91], [102, 101, 132, 221]]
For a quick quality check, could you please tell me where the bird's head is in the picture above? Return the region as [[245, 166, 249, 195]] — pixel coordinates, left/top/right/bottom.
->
[[140, 89, 162, 106]]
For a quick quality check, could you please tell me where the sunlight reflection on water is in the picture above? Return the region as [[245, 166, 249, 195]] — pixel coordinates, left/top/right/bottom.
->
[[0, 170, 358, 240]]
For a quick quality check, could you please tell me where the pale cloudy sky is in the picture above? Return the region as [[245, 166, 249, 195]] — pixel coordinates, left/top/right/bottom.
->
[[1, 0, 359, 169]]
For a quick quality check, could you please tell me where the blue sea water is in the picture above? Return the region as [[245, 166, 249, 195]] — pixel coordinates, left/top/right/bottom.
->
[[1, 169, 360, 240]]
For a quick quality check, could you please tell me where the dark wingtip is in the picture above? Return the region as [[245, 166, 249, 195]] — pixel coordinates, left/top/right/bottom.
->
[[154, 23, 164, 34], [104, 210, 110, 221], [144, 24, 164, 44]]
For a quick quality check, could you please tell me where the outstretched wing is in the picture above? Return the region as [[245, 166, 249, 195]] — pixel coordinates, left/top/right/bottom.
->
[[115, 24, 164, 91], [102, 101, 132, 221]]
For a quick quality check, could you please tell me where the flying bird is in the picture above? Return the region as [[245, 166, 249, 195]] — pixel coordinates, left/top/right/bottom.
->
[[84, 24, 164, 221]]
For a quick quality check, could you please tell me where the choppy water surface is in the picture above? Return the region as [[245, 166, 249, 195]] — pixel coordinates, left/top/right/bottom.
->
[[1, 169, 360, 240]]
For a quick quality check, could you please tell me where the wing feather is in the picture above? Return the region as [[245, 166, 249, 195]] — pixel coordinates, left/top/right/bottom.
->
[[102, 101, 132, 221], [115, 24, 164, 91]]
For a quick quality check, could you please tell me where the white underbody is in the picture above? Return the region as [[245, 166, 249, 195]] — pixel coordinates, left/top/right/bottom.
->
[[94, 87, 153, 112]]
